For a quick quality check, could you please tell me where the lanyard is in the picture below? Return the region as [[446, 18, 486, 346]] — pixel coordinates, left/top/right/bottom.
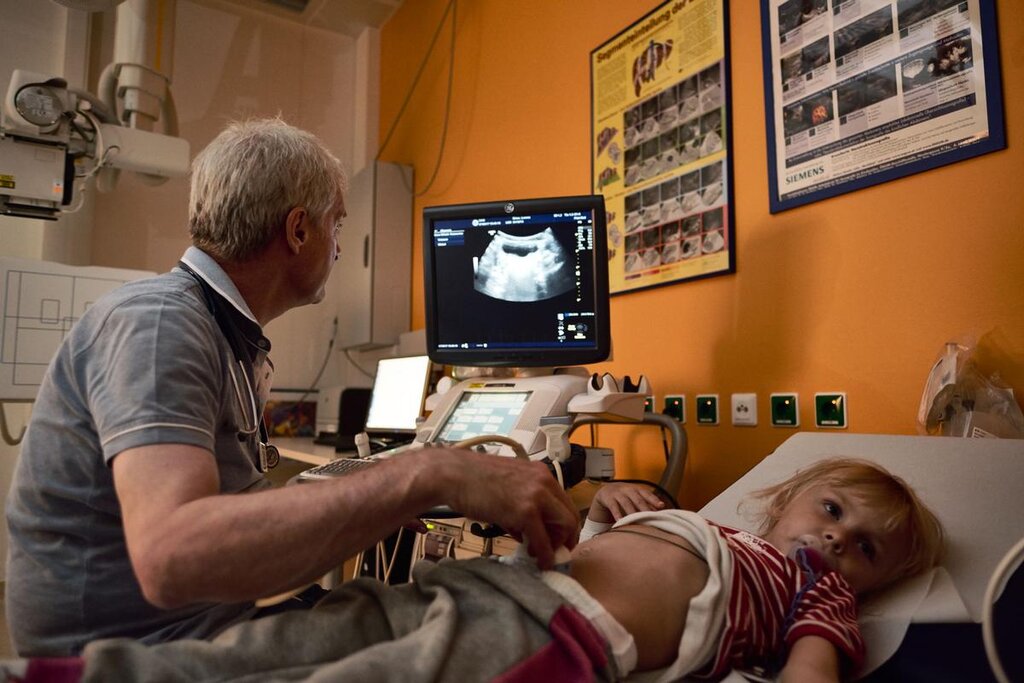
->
[[177, 261, 278, 471]]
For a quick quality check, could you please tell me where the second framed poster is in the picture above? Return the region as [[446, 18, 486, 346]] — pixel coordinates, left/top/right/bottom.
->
[[591, 0, 735, 296], [762, 0, 1006, 212]]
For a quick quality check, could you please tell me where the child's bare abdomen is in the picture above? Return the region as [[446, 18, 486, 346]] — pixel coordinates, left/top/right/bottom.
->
[[569, 524, 711, 671]]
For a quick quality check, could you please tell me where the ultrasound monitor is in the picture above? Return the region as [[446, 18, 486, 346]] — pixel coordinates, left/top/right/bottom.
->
[[363, 355, 432, 442], [422, 194, 610, 367]]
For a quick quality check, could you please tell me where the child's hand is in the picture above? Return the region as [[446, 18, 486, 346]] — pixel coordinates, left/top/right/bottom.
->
[[588, 482, 667, 524]]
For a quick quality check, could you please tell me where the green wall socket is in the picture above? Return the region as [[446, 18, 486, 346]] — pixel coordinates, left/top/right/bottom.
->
[[696, 394, 719, 425], [770, 393, 799, 427], [663, 395, 686, 423], [815, 392, 848, 428]]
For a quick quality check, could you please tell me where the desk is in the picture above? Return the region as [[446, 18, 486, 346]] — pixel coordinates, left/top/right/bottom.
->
[[273, 436, 348, 467]]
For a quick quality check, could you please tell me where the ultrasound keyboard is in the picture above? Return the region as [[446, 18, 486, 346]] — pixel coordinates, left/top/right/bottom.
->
[[298, 457, 378, 481]]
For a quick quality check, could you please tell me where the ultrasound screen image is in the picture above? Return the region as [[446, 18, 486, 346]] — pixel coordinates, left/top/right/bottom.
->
[[427, 207, 600, 355], [473, 228, 574, 302]]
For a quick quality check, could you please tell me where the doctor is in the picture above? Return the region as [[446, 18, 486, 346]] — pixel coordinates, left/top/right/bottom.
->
[[5, 118, 579, 657]]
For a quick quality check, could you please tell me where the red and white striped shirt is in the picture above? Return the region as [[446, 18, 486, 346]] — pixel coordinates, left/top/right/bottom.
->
[[697, 523, 865, 679]]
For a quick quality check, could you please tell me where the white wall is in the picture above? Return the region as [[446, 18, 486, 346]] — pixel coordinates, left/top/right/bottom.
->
[[0, 0, 95, 584], [0, 0, 381, 581], [91, 0, 368, 392]]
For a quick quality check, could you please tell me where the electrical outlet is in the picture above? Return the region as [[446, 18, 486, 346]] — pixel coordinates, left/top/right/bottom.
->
[[696, 394, 719, 425], [815, 392, 848, 428], [770, 393, 800, 427], [663, 394, 686, 423], [731, 393, 758, 426]]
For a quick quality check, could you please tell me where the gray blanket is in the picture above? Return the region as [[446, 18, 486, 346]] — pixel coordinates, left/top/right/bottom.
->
[[82, 558, 617, 682]]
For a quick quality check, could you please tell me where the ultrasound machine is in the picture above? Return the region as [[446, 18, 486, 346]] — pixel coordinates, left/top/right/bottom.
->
[[298, 195, 686, 558]]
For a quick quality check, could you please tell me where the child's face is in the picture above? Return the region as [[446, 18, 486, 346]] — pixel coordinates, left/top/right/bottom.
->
[[763, 484, 909, 594]]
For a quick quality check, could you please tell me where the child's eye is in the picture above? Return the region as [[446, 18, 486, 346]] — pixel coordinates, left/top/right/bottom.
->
[[823, 501, 841, 519]]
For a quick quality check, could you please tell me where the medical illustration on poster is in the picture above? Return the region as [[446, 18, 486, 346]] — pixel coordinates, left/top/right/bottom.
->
[[762, 0, 1005, 212], [591, 0, 735, 295]]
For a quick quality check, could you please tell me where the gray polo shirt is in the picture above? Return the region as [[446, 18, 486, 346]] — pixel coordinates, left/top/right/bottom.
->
[[5, 247, 271, 656]]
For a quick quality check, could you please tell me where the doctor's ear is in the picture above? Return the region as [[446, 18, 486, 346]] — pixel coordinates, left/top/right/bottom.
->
[[284, 206, 310, 253]]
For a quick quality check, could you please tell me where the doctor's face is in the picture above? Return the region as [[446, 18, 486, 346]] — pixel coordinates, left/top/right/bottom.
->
[[305, 199, 344, 305], [763, 484, 910, 594]]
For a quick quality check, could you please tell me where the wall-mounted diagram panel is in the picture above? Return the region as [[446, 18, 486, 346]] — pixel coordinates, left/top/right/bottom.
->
[[0, 258, 154, 400]]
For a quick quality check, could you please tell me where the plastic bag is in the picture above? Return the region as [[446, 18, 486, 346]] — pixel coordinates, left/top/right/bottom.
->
[[918, 341, 1024, 438]]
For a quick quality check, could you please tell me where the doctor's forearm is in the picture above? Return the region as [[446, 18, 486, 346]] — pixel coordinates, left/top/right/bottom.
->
[[117, 444, 577, 608], [125, 457, 439, 608]]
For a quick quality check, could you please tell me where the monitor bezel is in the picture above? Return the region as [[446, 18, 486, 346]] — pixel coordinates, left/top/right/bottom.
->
[[422, 194, 611, 368]]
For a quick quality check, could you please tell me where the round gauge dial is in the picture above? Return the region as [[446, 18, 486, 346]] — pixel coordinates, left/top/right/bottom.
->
[[14, 85, 65, 127]]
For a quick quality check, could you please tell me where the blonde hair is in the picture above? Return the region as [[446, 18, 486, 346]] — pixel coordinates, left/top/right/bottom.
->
[[750, 457, 944, 585], [189, 117, 347, 261]]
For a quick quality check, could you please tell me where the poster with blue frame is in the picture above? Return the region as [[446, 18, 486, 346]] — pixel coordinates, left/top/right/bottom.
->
[[761, 0, 1005, 213]]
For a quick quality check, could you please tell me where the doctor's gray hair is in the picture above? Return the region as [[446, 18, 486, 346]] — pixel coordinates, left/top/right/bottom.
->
[[189, 118, 347, 261]]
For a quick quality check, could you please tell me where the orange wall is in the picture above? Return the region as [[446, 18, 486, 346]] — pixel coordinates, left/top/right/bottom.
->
[[379, 0, 1024, 508]]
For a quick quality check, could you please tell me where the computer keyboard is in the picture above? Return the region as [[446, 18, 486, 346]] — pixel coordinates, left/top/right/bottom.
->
[[298, 457, 378, 481]]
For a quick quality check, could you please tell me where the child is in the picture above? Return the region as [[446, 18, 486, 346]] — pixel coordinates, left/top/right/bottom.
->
[[565, 457, 944, 681], [56, 458, 944, 682]]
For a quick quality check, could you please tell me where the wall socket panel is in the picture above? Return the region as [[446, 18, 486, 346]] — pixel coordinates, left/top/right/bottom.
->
[[815, 392, 848, 428], [770, 393, 800, 427], [696, 394, 719, 425], [731, 393, 758, 426], [663, 394, 686, 423]]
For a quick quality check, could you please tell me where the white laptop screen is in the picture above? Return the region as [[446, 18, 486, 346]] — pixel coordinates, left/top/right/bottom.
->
[[363, 355, 432, 435]]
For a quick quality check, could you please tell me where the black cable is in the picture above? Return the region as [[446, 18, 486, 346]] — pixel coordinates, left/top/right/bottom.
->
[[375, 0, 455, 162], [344, 349, 376, 380], [282, 317, 338, 407], [68, 112, 94, 144], [414, 0, 457, 198]]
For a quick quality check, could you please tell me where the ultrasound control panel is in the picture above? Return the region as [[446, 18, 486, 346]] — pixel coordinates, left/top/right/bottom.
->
[[414, 372, 589, 458]]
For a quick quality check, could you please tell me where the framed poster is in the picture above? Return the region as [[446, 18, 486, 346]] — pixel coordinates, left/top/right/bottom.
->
[[762, 0, 1006, 213], [591, 0, 735, 296]]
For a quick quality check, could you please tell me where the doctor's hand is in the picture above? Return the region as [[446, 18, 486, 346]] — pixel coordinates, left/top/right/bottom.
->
[[423, 448, 579, 569], [588, 482, 667, 525]]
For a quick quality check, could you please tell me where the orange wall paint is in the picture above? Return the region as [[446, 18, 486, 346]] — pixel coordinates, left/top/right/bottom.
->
[[380, 0, 1024, 508]]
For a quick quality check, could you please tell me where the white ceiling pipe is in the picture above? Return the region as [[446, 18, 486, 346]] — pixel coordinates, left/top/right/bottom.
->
[[109, 0, 177, 131]]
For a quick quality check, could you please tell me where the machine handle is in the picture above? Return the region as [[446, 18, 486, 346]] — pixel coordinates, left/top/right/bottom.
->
[[363, 235, 369, 268], [568, 412, 687, 495]]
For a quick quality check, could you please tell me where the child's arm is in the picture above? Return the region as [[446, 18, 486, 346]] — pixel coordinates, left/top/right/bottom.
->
[[587, 482, 667, 524], [781, 635, 841, 683]]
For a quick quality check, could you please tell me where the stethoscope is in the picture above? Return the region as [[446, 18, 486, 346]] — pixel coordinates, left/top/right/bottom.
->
[[178, 261, 279, 472]]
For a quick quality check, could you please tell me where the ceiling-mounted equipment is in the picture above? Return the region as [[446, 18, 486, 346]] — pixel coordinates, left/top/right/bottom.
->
[[1, 0, 189, 220]]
